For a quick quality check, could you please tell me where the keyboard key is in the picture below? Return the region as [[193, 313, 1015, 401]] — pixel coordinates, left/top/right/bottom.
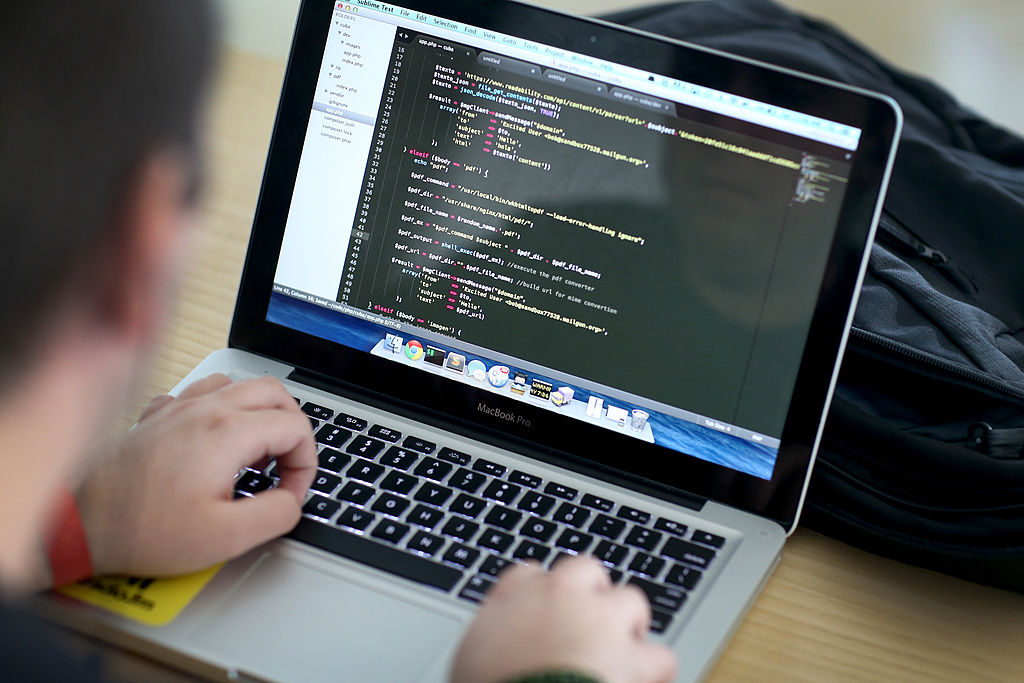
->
[[380, 447, 419, 470], [450, 468, 488, 494], [345, 436, 386, 459], [520, 517, 558, 542], [593, 540, 629, 566], [624, 526, 663, 552], [662, 539, 716, 569], [437, 447, 471, 466], [337, 481, 375, 506], [617, 505, 651, 525], [407, 504, 445, 530], [589, 514, 626, 540], [368, 425, 402, 442], [290, 519, 462, 592], [318, 448, 351, 473], [315, 424, 351, 449], [654, 518, 688, 537], [628, 552, 666, 578], [413, 481, 454, 507], [371, 519, 410, 544], [483, 505, 522, 531], [479, 555, 514, 577], [581, 494, 615, 512], [310, 472, 342, 496], [347, 460, 385, 484], [552, 503, 591, 528], [692, 530, 726, 548], [336, 506, 375, 532], [472, 458, 507, 477], [371, 492, 411, 518], [544, 482, 578, 501], [402, 436, 436, 454], [443, 543, 480, 569], [413, 457, 453, 481], [380, 471, 419, 495], [458, 574, 495, 603], [508, 470, 542, 488], [482, 480, 522, 505], [628, 577, 687, 613], [450, 493, 487, 519], [302, 495, 340, 520], [301, 402, 333, 421], [477, 528, 514, 554], [517, 491, 556, 516], [512, 540, 551, 563], [555, 529, 594, 554], [236, 471, 274, 496], [307, 416, 320, 430], [665, 564, 703, 590], [407, 530, 445, 557], [649, 609, 673, 634], [608, 569, 624, 584], [334, 412, 368, 431], [442, 517, 480, 543]]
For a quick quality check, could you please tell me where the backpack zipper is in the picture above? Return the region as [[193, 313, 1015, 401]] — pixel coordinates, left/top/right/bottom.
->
[[875, 213, 978, 294], [849, 327, 1024, 402], [815, 457, 1024, 514]]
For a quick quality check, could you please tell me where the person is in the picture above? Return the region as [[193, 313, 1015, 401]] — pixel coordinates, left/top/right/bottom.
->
[[0, 3, 677, 682]]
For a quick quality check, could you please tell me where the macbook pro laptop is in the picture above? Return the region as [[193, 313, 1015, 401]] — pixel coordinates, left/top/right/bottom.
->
[[43, 0, 900, 680]]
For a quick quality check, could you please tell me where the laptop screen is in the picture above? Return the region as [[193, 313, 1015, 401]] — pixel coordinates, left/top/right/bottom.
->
[[265, 0, 863, 482]]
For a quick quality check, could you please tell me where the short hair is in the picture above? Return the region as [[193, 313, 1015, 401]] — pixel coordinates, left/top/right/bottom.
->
[[0, 1, 217, 385]]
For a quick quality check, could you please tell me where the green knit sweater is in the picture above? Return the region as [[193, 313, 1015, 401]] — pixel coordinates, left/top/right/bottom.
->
[[503, 671, 602, 683]]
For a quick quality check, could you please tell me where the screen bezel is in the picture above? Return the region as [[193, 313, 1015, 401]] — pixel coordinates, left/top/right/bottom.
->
[[229, 0, 900, 530]]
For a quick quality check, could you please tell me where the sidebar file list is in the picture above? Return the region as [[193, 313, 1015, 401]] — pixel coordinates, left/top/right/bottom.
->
[[275, 8, 397, 301]]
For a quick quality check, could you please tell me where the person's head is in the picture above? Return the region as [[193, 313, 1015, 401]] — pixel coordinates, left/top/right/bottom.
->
[[0, 1, 217, 400]]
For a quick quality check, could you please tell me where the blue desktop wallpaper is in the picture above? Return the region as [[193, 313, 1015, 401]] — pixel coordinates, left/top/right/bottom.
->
[[267, 291, 776, 479]]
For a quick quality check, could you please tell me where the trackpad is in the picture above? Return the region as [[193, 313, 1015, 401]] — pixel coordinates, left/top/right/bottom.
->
[[189, 554, 464, 682]]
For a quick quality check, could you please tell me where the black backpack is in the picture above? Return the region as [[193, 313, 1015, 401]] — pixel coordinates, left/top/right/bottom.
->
[[604, 0, 1024, 592]]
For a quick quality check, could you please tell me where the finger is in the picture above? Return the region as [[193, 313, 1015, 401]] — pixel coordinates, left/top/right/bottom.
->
[[208, 375, 302, 414], [210, 409, 317, 498], [549, 554, 612, 592], [633, 642, 679, 683], [611, 583, 653, 637], [274, 446, 318, 503], [138, 394, 174, 422], [489, 560, 545, 599], [176, 373, 233, 400], [218, 488, 305, 558]]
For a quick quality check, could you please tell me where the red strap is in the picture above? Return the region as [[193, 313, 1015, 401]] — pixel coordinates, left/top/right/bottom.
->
[[46, 487, 93, 587]]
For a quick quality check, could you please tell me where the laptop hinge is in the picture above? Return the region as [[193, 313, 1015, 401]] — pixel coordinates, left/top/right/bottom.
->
[[287, 367, 708, 512]]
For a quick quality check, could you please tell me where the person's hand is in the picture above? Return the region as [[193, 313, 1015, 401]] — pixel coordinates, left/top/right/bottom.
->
[[451, 556, 678, 683], [75, 374, 317, 577]]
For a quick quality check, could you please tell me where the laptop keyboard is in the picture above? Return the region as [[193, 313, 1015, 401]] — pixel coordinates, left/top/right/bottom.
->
[[234, 398, 728, 635]]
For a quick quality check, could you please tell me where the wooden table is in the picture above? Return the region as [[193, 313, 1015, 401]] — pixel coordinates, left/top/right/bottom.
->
[[93, 49, 1024, 682]]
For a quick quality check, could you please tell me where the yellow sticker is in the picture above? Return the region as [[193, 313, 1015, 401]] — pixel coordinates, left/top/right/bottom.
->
[[57, 564, 223, 627]]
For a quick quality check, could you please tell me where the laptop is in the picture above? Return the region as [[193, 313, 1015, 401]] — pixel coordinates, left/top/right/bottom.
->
[[42, 0, 900, 680]]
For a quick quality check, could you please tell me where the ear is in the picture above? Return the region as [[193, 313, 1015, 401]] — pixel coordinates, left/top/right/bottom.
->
[[90, 151, 193, 350]]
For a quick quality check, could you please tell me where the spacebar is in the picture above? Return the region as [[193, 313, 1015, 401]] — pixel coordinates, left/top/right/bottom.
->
[[288, 518, 462, 592]]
